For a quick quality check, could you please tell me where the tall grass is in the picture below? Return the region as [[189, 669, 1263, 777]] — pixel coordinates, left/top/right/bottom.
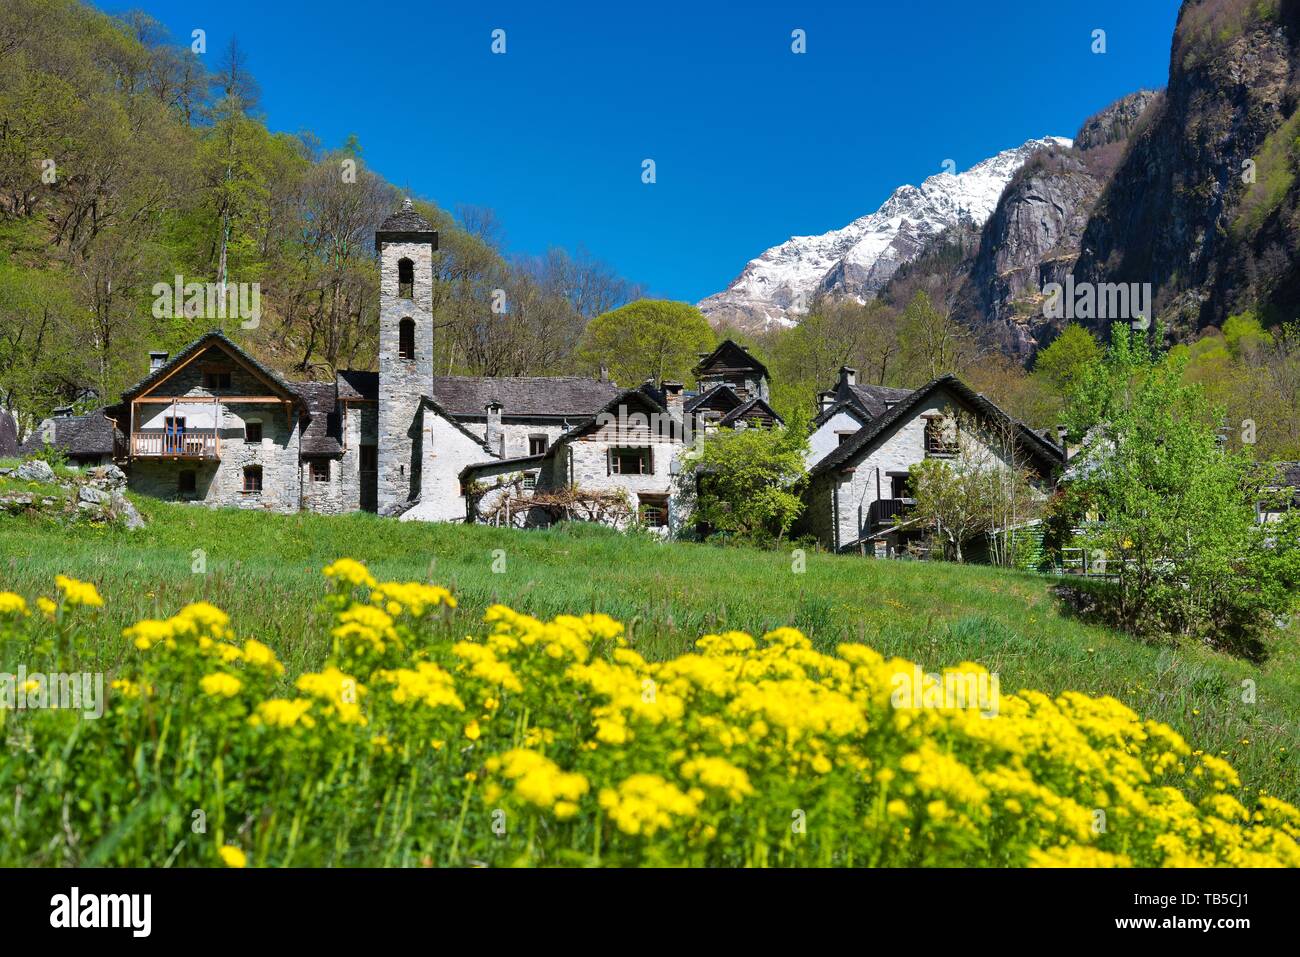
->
[[1, 494, 1297, 802]]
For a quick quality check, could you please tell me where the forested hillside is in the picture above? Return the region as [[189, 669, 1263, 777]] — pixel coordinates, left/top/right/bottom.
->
[[0, 0, 642, 438]]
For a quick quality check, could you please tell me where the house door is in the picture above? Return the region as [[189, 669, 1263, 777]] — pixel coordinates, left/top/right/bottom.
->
[[359, 445, 378, 512], [165, 417, 186, 456]]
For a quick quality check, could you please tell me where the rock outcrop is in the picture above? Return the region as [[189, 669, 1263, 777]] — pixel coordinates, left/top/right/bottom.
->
[[1072, 1, 1300, 335], [0, 459, 144, 529]]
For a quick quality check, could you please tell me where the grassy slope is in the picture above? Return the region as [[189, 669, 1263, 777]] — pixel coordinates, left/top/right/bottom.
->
[[1, 494, 1297, 802]]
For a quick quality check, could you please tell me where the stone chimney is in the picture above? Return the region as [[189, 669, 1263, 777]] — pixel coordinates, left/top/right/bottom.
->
[[485, 402, 503, 457], [1055, 424, 1068, 458], [661, 381, 684, 422], [839, 366, 857, 389], [599, 363, 609, 383], [149, 350, 169, 372], [52, 406, 73, 418]]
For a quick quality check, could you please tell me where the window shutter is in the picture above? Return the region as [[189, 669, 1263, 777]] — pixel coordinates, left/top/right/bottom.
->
[[607, 447, 613, 475], [648, 445, 655, 475]]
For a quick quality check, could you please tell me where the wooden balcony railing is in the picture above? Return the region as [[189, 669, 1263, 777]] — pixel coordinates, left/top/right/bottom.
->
[[131, 431, 220, 460], [868, 497, 915, 529]]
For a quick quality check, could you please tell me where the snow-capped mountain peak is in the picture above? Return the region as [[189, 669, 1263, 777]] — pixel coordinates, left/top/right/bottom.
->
[[698, 136, 1072, 331]]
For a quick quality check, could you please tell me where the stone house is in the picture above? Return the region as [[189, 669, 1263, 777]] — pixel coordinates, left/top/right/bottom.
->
[[19, 409, 121, 466], [105, 330, 371, 514], [806, 367, 913, 468], [461, 343, 782, 532], [802, 375, 1064, 555]]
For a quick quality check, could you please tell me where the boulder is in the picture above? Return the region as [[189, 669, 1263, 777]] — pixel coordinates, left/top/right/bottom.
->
[[87, 464, 127, 489], [111, 491, 145, 530], [15, 459, 56, 483], [78, 486, 110, 505]]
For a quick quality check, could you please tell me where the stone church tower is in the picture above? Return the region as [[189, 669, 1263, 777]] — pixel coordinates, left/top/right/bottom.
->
[[375, 199, 438, 512]]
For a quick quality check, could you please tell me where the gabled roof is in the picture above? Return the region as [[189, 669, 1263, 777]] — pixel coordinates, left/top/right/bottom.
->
[[685, 384, 743, 414], [428, 375, 620, 419], [121, 330, 299, 404], [811, 397, 870, 431], [847, 383, 913, 419], [693, 339, 768, 380], [809, 374, 1064, 479], [19, 411, 119, 458], [555, 387, 672, 445], [720, 396, 784, 427]]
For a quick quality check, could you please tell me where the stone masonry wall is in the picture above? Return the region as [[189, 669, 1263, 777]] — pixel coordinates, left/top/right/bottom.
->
[[377, 240, 435, 512]]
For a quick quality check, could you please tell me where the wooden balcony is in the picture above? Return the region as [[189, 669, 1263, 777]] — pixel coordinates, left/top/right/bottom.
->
[[131, 431, 220, 460], [868, 497, 915, 529]]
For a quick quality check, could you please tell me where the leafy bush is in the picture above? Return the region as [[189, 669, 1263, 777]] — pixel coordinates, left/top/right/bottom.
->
[[680, 414, 810, 546], [1, 561, 1297, 867], [1064, 327, 1300, 654]]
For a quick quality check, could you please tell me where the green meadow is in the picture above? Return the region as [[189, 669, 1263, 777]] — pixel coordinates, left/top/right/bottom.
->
[[1, 492, 1297, 803]]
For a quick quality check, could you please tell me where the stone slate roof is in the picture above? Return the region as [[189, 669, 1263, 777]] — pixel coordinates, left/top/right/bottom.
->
[[428, 376, 620, 419], [555, 387, 671, 445], [685, 384, 742, 414], [375, 199, 438, 249], [848, 383, 913, 419], [121, 330, 299, 402], [693, 339, 768, 379], [336, 370, 378, 401], [19, 411, 119, 458], [809, 374, 1064, 479], [720, 396, 784, 427], [0, 409, 16, 457], [292, 382, 343, 457], [378, 198, 434, 234]]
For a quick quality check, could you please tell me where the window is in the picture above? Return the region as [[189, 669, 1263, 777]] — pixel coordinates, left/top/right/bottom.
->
[[245, 421, 263, 444], [523, 472, 537, 490], [203, 370, 232, 390], [923, 416, 958, 456], [529, 435, 549, 456], [242, 465, 262, 493], [610, 447, 651, 475], [640, 496, 669, 528], [398, 258, 414, 299], [178, 470, 196, 495], [309, 459, 329, 483], [836, 431, 856, 446], [398, 318, 415, 360]]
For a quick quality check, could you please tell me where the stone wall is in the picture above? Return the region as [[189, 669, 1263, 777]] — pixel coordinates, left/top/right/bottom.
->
[[400, 406, 495, 523], [377, 239, 435, 512], [807, 408, 866, 468]]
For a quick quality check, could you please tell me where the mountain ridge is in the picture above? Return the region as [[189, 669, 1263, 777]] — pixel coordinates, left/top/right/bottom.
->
[[698, 137, 1072, 333]]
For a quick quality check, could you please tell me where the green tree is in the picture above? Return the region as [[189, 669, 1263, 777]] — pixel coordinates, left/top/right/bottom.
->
[[1065, 326, 1300, 652], [576, 300, 715, 387], [1032, 324, 1102, 397], [680, 411, 810, 544]]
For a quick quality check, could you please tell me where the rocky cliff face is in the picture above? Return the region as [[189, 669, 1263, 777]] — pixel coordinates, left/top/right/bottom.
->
[[956, 92, 1160, 356], [1073, 0, 1300, 335]]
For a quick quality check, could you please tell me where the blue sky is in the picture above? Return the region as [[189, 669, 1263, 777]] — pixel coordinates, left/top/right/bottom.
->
[[98, 0, 1182, 302]]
